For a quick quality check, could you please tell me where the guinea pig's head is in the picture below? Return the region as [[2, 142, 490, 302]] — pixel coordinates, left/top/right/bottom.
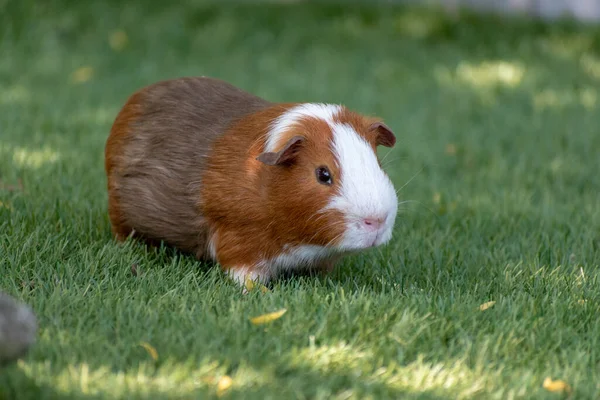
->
[[256, 103, 398, 253]]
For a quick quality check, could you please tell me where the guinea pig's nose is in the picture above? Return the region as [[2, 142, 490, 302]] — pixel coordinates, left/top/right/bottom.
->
[[362, 217, 385, 231]]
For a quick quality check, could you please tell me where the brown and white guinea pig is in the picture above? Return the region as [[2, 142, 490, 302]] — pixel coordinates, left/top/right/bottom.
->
[[105, 77, 398, 286]]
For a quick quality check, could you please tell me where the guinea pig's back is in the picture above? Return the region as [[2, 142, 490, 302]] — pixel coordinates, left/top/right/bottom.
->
[[105, 77, 270, 256]]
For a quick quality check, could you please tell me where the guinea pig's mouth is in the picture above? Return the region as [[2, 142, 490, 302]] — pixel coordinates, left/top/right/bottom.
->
[[337, 218, 394, 251], [365, 232, 380, 248], [360, 233, 389, 250], [371, 230, 390, 248]]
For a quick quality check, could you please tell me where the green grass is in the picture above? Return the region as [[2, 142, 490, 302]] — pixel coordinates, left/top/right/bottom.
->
[[1, 1, 600, 399]]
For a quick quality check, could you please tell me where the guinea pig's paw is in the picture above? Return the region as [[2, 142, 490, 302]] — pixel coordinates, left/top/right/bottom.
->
[[225, 266, 271, 294], [317, 257, 341, 275]]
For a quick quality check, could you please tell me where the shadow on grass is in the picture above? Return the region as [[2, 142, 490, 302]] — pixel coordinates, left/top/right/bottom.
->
[[17, 333, 473, 399], [0, 363, 61, 400]]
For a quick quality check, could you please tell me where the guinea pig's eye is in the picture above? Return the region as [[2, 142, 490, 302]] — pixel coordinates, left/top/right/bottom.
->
[[315, 166, 333, 186]]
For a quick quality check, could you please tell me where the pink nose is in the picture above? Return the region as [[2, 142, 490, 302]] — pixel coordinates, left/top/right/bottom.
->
[[362, 217, 384, 231]]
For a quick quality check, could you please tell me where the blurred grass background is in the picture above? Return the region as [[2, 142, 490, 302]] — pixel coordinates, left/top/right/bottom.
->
[[1, 1, 600, 399]]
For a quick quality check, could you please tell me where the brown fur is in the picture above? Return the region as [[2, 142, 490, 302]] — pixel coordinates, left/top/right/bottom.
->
[[105, 77, 393, 280], [105, 77, 270, 257]]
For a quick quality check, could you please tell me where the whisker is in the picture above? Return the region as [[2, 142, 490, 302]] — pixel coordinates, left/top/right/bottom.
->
[[311, 220, 347, 242], [379, 149, 395, 165], [395, 166, 425, 194], [306, 210, 328, 225], [325, 231, 345, 248], [381, 156, 413, 169], [306, 221, 348, 243], [395, 199, 439, 219]]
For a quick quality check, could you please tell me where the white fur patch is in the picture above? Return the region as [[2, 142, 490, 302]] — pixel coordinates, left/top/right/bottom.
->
[[327, 123, 398, 250], [268, 244, 332, 271], [207, 235, 217, 260], [226, 266, 269, 287], [226, 245, 331, 288], [265, 103, 342, 152]]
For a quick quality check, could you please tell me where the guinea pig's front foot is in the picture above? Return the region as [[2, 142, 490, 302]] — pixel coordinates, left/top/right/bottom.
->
[[225, 265, 271, 294], [314, 255, 342, 276], [319, 259, 337, 274]]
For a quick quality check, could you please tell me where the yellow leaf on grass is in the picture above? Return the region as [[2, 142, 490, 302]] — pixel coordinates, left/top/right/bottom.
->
[[479, 301, 496, 311], [139, 342, 158, 361], [0, 201, 12, 210], [71, 66, 94, 83], [250, 308, 287, 325], [543, 377, 572, 393], [109, 30, 129, 51], [578, 299, 586, 305], [245, 277, 269, 293], [216, 375, 233, 396]]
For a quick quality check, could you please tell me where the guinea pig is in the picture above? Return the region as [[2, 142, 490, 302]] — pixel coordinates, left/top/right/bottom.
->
[[105, 77, 398, 286]]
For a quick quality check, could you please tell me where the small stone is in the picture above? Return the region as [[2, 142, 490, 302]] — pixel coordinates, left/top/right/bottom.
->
[[0, 292, 37, 366]]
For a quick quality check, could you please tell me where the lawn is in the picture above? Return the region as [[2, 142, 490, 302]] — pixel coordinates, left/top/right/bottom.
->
[[1, 1, 600, 399]]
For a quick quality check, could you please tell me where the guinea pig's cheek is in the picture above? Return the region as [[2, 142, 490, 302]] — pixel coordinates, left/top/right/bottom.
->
[[321, 210, 347, 247]]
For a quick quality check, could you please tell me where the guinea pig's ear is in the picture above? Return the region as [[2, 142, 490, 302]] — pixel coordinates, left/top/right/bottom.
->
[[370, 122, 396, 148], [257, 135, 305, 166]]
